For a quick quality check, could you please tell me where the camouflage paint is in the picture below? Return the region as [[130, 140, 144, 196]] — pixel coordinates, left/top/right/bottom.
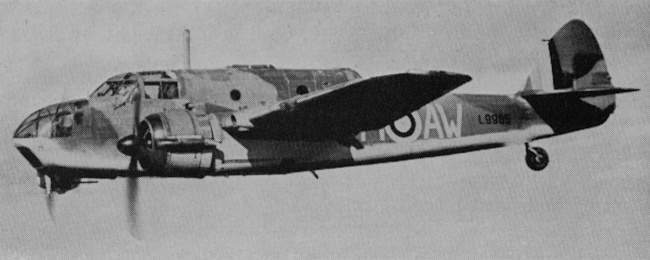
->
[[15, 90, 555, 179], [173, 67, 359, 110], [12, 67, 363, 178], [209, 92, 553, 176], [356, 94, 529, 145], [11, 20, 634, 185]]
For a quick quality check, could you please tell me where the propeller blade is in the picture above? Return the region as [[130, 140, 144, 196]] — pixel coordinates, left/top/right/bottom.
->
[[127, 177, 140, 238], [42, 173, 55, 221], [46, 194, 55, 222], [128, 154, 139, 171], [133, 74, 143, 136], [129, 73, 145, 171], [122, 73, 144, 238]]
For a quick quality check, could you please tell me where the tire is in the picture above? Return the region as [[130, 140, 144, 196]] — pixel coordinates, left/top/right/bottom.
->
[[526, 146, 549, 171]]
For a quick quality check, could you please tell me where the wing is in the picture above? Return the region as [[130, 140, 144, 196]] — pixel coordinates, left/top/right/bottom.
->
[[222, 70, 471, 141]]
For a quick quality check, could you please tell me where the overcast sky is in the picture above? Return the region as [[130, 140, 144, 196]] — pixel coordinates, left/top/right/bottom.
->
[[0, 1, 649, 258]]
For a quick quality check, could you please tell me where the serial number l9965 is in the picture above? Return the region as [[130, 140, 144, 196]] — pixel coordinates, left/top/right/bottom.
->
[[478, 114, 511, 125]]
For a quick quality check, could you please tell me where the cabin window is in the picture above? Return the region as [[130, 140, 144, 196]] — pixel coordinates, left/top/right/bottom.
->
[[296, 85, 309, 95], [144, 84, 160, 99], [160, 83, 179, 99], [230, 89, 241, 101]]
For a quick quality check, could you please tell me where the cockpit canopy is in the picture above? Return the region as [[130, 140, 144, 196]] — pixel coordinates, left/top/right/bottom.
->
[[89, 71, 180, 100]]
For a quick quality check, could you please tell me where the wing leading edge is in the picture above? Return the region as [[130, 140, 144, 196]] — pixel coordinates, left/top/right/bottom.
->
[[223, 70, 471, 141]]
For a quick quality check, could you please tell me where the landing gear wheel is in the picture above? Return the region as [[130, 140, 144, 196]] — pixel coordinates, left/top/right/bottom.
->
[[525, 145, 549, 171]]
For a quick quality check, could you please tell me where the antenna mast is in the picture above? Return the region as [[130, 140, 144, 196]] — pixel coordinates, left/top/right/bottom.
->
[[184, 29, 191, 69]]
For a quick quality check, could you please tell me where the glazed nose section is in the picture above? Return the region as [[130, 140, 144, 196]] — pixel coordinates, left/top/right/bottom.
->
[[13, 99, 89, 139], [13, 107, 46, 169], [14, 109, 41, 139]]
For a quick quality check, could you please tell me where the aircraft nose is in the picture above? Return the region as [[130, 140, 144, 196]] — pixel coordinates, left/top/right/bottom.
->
[[13, 108, 46, 168], [13, 99, 89, 139]]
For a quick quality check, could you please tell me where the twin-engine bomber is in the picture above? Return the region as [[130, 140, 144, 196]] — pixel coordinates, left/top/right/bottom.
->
[[12, 20, 638, 235]]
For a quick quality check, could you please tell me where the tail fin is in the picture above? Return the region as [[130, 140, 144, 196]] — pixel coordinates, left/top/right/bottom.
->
[[548, 19, 610, 91], [521, 20, 619, 94], [519, 20, 638, 134]]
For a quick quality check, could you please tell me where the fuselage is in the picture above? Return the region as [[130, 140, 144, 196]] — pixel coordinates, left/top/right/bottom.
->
[[12, 66, 566, 179]]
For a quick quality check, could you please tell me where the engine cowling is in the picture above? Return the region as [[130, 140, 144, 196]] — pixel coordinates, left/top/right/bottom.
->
[[136, 109, 222, 177]]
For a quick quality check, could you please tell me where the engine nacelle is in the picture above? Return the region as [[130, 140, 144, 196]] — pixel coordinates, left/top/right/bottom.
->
[[137, 109, 222, 177]]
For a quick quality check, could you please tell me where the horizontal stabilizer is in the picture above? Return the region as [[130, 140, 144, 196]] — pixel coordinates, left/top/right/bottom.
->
[[520, 87, 638, 134], [520, 87, 639, 99]]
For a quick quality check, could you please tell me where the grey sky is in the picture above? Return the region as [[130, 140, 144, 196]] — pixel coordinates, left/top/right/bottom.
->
[[0, 1, 649, 258]]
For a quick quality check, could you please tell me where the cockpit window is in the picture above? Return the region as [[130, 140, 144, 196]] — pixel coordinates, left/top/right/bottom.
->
[[90, 80, 137, 98], [90, 72, 179, 100], [140, 82, 178, 100], [144, 84, 160, 99], [90, 80, 179, 100]]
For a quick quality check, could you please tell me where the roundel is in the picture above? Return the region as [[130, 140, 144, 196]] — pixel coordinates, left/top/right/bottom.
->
[[385, 112, 422, 143]]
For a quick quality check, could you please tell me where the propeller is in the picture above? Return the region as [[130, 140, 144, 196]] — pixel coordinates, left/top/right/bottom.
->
[[125, 73, 144, 238], [42, 86, 68, 222], [128, 72, 144, 171], [46, 194, 55, 222], [127, 177, 140, 238], [38, 172, 56, 221]]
